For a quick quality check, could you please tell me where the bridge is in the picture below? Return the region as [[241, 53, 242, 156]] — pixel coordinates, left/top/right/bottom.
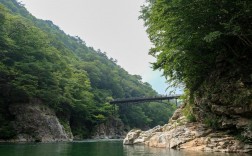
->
[[110, 94, 182, 106]]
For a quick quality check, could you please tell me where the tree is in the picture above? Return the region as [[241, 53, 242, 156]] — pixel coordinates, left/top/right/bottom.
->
[[141, 0, 252, 93]]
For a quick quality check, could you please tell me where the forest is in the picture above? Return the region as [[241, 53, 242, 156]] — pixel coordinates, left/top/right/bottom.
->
[[0, 0, 176, 139]]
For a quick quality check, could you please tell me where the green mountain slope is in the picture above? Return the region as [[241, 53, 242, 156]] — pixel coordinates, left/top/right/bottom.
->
[[0, 0, 175, 139]]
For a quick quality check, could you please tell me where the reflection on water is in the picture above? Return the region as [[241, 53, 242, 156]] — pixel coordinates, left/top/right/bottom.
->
[[0, 140, 250, 156], [0, 140, 124, 156], [0, 142, 72, 156], [124, 145, 169, 156], [123, 145, 250, 156]]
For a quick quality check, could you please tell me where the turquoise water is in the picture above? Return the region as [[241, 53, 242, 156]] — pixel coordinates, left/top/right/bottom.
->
[[0, 140, 249, 156]]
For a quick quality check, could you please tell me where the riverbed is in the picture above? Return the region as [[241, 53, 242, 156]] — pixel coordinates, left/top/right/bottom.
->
[[0, 140, 249, 156]]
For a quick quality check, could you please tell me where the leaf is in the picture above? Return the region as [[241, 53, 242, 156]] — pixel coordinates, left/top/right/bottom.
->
[[203, 31, 222, 43]]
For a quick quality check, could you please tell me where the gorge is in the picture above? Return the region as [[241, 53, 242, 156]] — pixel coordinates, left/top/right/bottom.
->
[[0, 0, 251, 155]]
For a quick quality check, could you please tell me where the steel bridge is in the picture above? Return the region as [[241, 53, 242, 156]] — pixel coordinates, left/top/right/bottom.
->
[[110, 94, 182, 106]]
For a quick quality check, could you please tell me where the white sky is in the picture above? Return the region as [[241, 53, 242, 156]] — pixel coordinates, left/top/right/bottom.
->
[[18, 0, 178, 94]]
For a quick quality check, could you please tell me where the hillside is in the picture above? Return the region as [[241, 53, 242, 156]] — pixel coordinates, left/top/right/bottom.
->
[[0, 0, 175, 141]]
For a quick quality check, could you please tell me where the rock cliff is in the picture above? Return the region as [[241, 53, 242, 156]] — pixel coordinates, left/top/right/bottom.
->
[[92, 117, 126, 139], [124, 54, 252, 153], [123, 106, 252, 153], [7, 100, 73, 142]]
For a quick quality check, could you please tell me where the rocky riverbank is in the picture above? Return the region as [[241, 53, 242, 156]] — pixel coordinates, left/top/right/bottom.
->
[[123, 106, 252, 153], [0, 100, 73, 142], [0, 99, 127, 142]]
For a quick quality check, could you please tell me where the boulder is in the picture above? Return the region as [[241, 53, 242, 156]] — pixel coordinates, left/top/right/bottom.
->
[[123, 129, 142, 145]]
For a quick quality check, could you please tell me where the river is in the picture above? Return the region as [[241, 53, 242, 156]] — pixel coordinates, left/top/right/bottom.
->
[[0, 140, 249, 156]]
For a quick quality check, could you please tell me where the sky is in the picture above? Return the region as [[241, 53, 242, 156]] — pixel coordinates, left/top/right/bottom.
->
[[18, 0, 182, 94]]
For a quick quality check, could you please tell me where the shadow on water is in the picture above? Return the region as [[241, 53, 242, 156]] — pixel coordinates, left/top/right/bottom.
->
[[0, 140, 124, 156], [0, 142, 72, 156], [0, 140, 250, 156]]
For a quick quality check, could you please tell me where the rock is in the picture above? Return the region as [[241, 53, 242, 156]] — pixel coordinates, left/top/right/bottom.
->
[[123, 105, 252, 153], [170, 108, 182, 121], [123, 52, 252, 153], [236, 118, 251, 129], [133, 125, 162, 145], [148, 132, 168, 148], [211, 105, 252, 116], [123, 129, 142, 145], [9, 101, 73, 142], [220, 116, 236, 129], [91, 117, 125, 139]]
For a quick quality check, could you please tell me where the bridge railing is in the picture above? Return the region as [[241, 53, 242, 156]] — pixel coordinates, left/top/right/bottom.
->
[[109, 94, 182, 104]]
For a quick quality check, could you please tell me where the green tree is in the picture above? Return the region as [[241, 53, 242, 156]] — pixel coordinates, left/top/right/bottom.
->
[[141, 0, 252, 93]]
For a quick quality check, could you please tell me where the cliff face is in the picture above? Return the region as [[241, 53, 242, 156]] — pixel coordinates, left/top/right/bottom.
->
[[91, 117, 126, 139], [123, 106, 252, 153], [123, 53, 252, 153], [7, 100, 73, 142], [193, 56, 252, 143]]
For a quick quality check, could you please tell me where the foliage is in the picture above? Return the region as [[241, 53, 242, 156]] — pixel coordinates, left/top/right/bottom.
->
[[186, 113, 196, 123], [140, 0, 252, 93], [182, 103, 196, 122], [0, 0, 176, 138], [203, 116, 220, 130], [143, 102, 176, 127]]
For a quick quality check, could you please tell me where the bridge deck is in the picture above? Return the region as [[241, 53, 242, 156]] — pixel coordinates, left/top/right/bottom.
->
[[110, 95, 181, 104]]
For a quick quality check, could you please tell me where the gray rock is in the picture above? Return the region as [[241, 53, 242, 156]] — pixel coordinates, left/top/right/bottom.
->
[[9, 100, 73, 142], [123, 106, 252, 153], [123, 129, 142, 145], [91, 118, 125, 139]]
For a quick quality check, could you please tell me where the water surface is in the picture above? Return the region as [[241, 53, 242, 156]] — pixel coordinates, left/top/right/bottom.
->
[[0, 140, 249, 156]]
